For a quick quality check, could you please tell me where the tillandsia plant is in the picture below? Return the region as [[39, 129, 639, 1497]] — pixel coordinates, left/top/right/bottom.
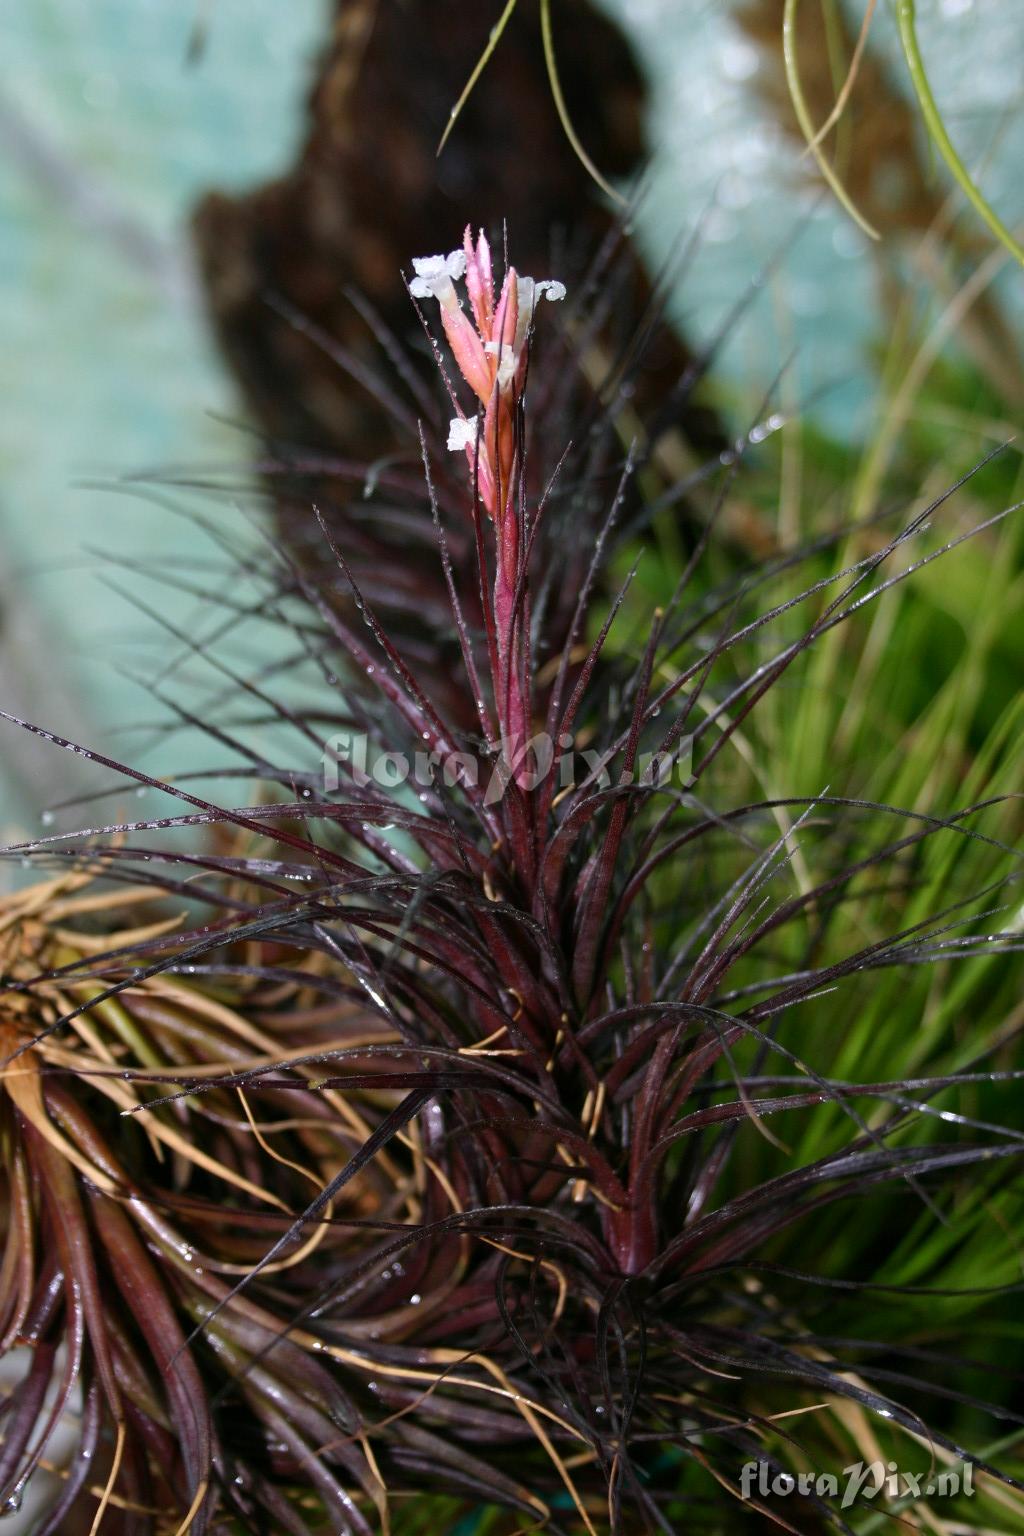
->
[[0, 868, 408, 1535], [2, 221, 1024, 1535]]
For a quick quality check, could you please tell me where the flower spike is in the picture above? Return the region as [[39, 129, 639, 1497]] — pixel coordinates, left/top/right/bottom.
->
[[412, 224, 566, 785]]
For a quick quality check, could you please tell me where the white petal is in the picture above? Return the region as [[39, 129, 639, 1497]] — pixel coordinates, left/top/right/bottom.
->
[[514, 277, 536, 354], [536, 279, 566, 302], [412, 253, 448, 279], [410, 250, 466, 303], [495, 345, 516, 391], [447, 417, 478, 452], [516, 275, 537, 317]]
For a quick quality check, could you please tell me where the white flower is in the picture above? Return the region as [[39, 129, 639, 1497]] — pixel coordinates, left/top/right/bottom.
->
[[514, 276, 566, 353], [409, 249, 467, 304], [447, 416, 478, 452]]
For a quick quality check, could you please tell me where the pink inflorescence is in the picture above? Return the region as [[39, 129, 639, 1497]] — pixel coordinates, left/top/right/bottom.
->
[[410, 226, 564, 529], [410, 226, 565, 779]]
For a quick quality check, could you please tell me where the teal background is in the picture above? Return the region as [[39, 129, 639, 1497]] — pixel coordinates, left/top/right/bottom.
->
[[1, 1, 329, 844]]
